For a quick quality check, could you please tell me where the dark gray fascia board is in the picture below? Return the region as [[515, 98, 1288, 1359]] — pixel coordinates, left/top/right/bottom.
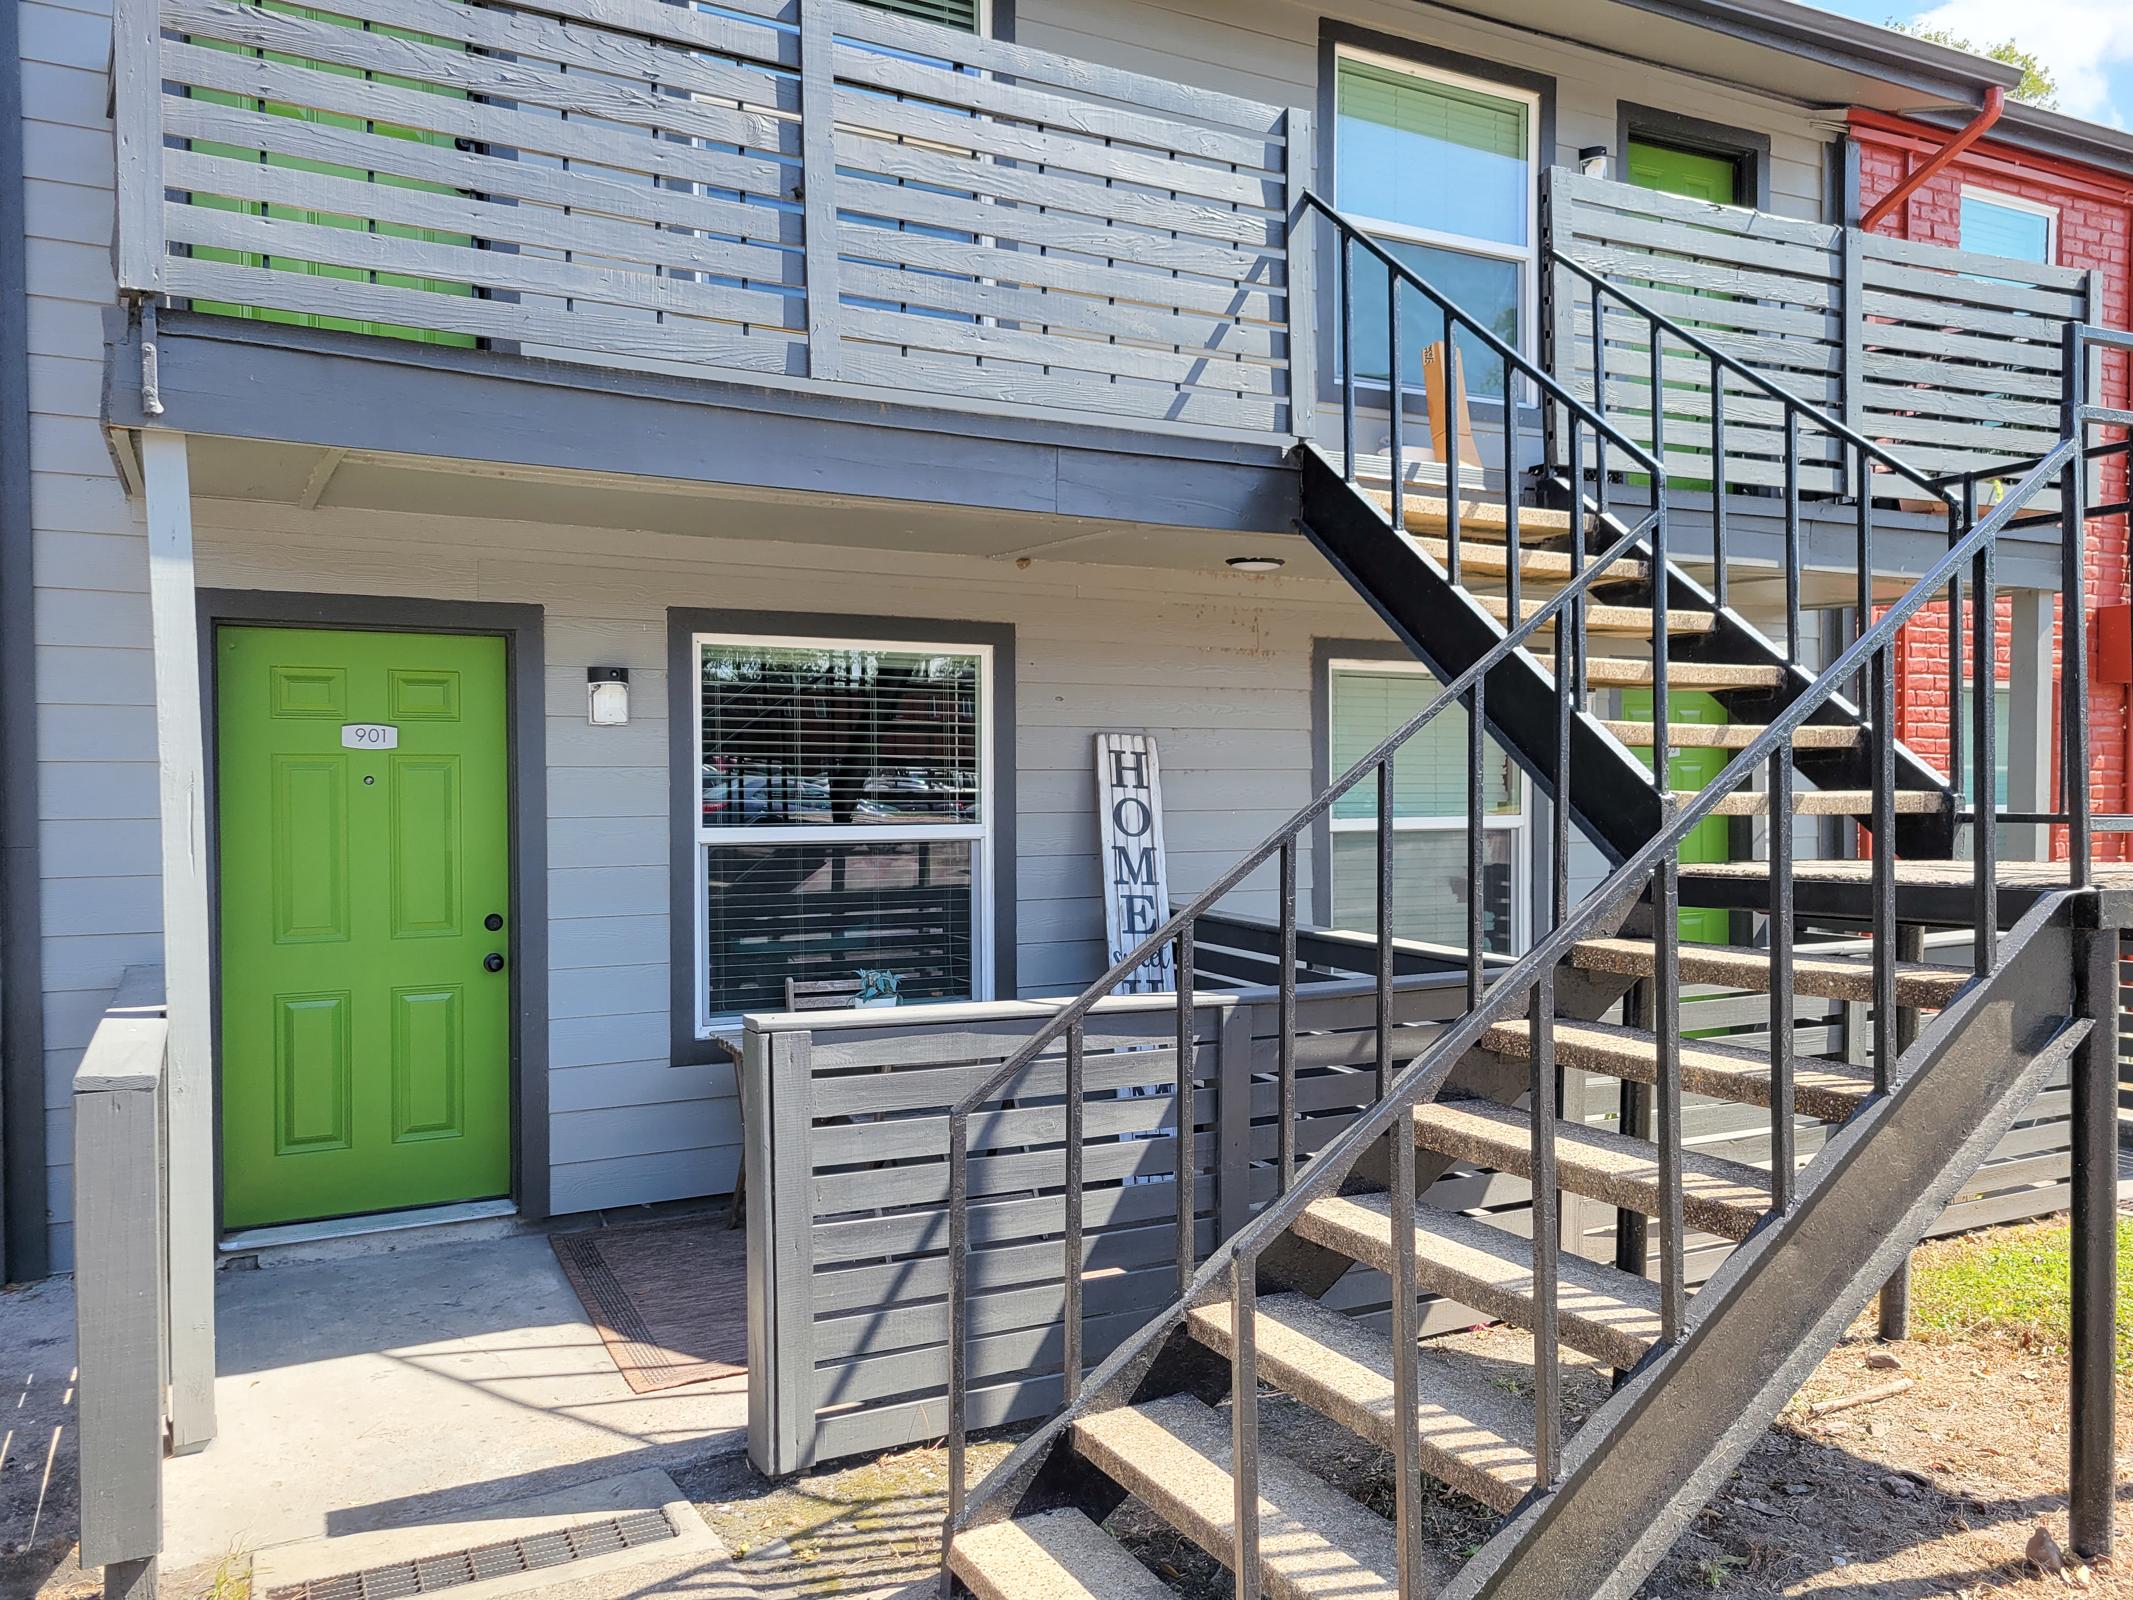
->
[[0, 0, 48, 1283], [104, 312, 1301, 537], [1604, 0, 2021, 104]]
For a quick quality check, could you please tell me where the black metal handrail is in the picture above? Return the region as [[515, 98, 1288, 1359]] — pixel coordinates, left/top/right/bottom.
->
[[940, 192, 1674, 1539]]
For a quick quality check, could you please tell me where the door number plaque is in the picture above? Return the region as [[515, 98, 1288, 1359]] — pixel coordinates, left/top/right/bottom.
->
[[341, 723, 399, 750]]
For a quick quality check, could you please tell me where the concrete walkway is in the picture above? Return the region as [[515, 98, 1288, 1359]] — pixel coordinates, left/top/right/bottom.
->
[[160, 1229, 747, 1572]]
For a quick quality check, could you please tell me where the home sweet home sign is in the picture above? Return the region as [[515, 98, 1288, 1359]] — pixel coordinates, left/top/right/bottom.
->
[[1095, 733, 1174, 992]]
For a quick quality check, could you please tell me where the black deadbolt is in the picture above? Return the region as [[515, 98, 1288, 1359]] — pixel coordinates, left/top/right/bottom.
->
[[483, 952, 505, 972], [485, 913, 504, 931]]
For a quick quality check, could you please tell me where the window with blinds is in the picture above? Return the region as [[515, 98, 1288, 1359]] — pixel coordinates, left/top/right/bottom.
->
[[1333, 49, 1537, 400], [695, 635, 990, 1026], [1327, 662, 1524, 953], [855, 0, 981, 30]]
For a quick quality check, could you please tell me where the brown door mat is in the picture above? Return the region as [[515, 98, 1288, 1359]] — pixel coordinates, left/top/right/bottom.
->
[[551, 1218, 748, 1394]]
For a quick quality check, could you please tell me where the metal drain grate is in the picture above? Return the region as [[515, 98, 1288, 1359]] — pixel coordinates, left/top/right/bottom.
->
[[267, 1507, 678, 1600]]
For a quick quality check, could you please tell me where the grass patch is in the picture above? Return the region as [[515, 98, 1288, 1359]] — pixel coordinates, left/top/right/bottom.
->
[[1907, 1216, 2133, 1374]]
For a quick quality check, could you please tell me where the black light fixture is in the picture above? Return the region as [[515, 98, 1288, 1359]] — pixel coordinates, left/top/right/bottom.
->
[[1226, 555, 1286, 573]]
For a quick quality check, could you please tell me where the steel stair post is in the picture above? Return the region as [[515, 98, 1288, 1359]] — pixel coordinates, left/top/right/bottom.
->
[[2070, 923, 2119, 1558]]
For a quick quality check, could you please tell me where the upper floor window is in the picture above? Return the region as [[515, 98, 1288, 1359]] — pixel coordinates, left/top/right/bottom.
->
[[1333, 49, 1538, 400], [1960, 189, 2058, 265], [693, 633, 992, 1030]]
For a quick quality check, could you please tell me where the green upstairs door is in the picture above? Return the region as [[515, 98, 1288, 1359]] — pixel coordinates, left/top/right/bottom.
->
[[217, 626, 512, 1229]]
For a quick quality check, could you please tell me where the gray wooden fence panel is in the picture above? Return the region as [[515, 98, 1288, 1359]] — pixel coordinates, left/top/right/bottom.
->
[[1547, 167, 2092, 497], [125, 0, 1303, 438]]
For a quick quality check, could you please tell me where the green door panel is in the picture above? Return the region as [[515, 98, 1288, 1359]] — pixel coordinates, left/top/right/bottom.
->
[[218, 626, 510, 1229], [1626, 140, 1742, 206], [1621, 688, 1731, 945]]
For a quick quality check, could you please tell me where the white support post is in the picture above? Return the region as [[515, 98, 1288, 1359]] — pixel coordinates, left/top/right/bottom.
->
[[140, 432, 217, 1453], [2006, 588, 2055, 862]]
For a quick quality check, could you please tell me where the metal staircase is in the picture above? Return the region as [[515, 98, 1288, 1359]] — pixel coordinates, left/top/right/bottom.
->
[[938, 194, 2125, 1600]]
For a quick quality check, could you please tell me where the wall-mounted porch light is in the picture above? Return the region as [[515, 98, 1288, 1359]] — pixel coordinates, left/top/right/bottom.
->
[[588, 666, 630, 726], [1579, 145, 1611, 180]]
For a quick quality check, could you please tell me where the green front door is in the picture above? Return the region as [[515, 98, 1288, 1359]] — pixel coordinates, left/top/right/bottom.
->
[[217, 626, 512, 1229]]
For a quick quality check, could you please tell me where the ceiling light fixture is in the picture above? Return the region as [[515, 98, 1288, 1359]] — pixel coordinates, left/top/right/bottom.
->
[[1226, 555, 1285, 573]]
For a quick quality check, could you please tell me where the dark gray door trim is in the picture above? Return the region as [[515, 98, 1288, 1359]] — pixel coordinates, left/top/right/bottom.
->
[[197, 589, 551, 1224], [668, 608, 1018, 1068], [0, 0, 46, 1281]]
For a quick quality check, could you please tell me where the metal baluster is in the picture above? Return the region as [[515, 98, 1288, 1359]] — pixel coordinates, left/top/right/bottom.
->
[[1175, 922, 1196, 1294], [1377, 759, 1395, 1099], [1278, 840, 1298, 1191], [1945, 490, 1964, 807], [1768, 749, 1795, 1212], [1340, 233, 1356, 484], [1591, 290, 1610, 522], [1230, 1254, 1261, 1600], [1856, 444, 1875, 710], [1063, 1020, 1085, 1404], [946, 1110, 970, 1532], [1711, 356, 1729, 614], [1389, 1084, 1426, 1598], [1870, 649, 1898, 1095], [1530, 969, 1562, 1484], [1650, 336, 1669, 769], [1445, 333, 1463, 586], [1783, 413, 1802, 661], [1653, 854, 1685, 1342], [1972, 488, 1998, 974], [1504, 406, 1523, 628], [1388, 273, 1405, 537], [1467, 680, 1486, 1009], [2061, 330, 2092, 884], [1555, 481, 1575, 931]]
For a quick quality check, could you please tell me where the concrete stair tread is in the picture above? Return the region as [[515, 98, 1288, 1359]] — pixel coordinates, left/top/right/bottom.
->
[[951, 1509, 1171, 1600], [1294, 1194, 1663, 1371], [1477, 595, 1715, 635], [1581, 658, 1785, 689], [1412, 1098, 1770, 1244], [1670, 788, 1941, 816], [1599, 719, 1863, 750], [1570, 936, 1970, 1008], [1186, 1291, 1538, 1513], [1479, 1017, 1874, 1122], [1072, 1393, 1456, 1600]]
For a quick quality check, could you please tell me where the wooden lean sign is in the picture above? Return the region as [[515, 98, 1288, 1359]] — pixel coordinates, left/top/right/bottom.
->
[[1096, 733, 1174, 992]]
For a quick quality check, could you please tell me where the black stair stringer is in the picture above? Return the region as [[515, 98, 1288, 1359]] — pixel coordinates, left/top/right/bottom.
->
[[1298, 446, 1663, 867], [1442, 889, 2089, 1600]]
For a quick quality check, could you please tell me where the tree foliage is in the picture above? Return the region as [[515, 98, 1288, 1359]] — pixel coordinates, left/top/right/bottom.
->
[[1887, 20, 2060, 109]]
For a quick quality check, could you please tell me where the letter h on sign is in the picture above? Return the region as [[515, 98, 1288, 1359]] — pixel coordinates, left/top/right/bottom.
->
[[1095, 734, 1174, 992]]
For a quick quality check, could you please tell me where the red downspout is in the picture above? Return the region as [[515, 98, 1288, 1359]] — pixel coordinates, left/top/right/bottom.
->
[[1859, 85, 2005, 232]]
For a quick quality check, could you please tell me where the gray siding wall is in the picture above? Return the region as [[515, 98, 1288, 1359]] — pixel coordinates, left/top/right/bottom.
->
[[20, 0, 160, 1272], [189, 500, 1389, 1217], [15, 0, 1847, 1260]]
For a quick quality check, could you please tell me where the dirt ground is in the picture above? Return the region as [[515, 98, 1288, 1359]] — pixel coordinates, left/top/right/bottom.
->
[[680, 1238, 2133, 1599]]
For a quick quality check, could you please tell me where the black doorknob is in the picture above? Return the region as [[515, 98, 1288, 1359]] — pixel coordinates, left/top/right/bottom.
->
[[485, 913, 504, 932], [483, 952, 505, 972]]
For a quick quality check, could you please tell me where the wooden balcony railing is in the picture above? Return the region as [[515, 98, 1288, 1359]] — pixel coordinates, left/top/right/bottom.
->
[[1544, 168, 2102, 496], [114, 0, 1311, 439]]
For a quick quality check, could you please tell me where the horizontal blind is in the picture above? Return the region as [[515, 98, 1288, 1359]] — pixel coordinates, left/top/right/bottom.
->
[[1335, 58, 1524, 161], [854, 0, 981, 31], [1329, 666, 1518, 822]]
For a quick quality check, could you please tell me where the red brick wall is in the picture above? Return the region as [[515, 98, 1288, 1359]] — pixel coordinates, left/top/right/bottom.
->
[[1851, 116, 2133, 859]]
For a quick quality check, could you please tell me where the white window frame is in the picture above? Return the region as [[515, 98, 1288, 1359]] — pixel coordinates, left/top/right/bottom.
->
[[1330, 43, 1542, 402], [691, 629, 996, 1034], [1326, 657, 1530, 952], [1958, 186, 2059, 264]]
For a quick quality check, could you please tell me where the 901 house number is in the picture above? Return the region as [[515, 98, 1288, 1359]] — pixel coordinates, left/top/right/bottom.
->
[[341, 723, 399, 750]]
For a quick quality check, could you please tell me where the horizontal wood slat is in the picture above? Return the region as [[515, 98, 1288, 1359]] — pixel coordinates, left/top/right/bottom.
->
[[1549, 167, 2093, 497], [134, 0, 1299, 436]]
